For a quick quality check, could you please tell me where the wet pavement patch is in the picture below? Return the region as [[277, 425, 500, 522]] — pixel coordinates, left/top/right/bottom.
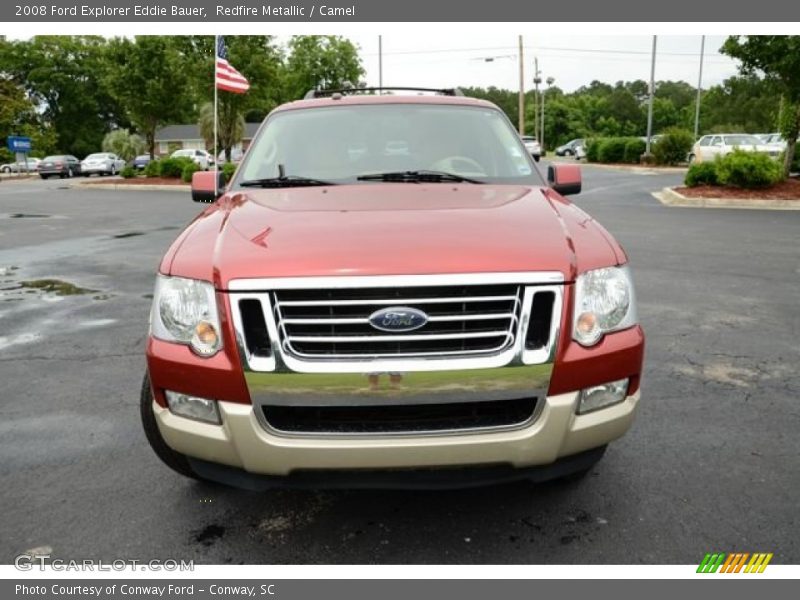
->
[[19, 279, 96, 296], [112, 232, 145, 239], [0, 213, 52, 219], [194, 524, 225, 547]]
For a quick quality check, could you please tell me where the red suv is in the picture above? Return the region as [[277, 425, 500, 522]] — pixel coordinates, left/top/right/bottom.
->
[[142, 87, 644, 489]]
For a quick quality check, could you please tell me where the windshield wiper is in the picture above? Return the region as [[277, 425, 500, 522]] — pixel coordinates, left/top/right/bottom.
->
[[356, 170, 483, 184], [239, 175, 336, 188]]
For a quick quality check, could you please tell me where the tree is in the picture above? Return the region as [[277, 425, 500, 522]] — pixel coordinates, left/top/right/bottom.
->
[[283, 36, 364, 100], [0, 36, 126, 157], [722, 35, 800, 177], [105, 36, 195, 157], [102, 129, 145, 161], [199, 102, 245, 162]]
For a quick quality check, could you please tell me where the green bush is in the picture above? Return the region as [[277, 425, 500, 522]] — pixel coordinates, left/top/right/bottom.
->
[[716, 149, 782, 188], [684, 161, 718, 187], [120, 165, 136, 179], [144, 160, 161, 178], [159, 157, 194, 178], [653, 128, 694, 166], [222, 162, 237, 183], [585, 139, 600, 163], [597, 138, 628, 163], [623, 138, 647, 164], [181, 161, 200, 183]]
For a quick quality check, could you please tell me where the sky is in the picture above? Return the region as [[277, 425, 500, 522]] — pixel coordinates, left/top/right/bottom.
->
[[336, 34, 741, 93], [7, 32, 742, 93]]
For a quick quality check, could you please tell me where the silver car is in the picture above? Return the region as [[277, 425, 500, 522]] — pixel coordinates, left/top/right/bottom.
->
[[0, 158, 41, 173], [690, 134, 781, 163], [81, 152, 126, 176]]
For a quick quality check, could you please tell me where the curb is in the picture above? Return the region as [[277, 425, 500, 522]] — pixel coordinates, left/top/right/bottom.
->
[[654, 187, 800, 210], [547, 158, 687, 174], [71, 182, 189, 192]]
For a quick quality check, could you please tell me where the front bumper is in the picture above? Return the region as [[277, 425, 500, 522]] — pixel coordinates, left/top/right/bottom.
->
[[153, 389, 639, 476]]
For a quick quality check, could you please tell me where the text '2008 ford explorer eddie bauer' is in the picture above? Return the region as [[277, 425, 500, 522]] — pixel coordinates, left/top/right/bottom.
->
[[142, 87, 645, 490]]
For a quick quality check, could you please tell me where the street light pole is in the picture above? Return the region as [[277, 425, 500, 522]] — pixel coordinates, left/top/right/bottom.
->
[[533, 57, 542, 142], [645, 35, 658, 157], [518, 35, 525, 135], [693, 35, 705, 139], [378, 35, 383, 91]]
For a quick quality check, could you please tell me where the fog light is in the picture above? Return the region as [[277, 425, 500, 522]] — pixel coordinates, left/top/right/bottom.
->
[[165, 390, 221, 424], [578, 378, 629, 414]]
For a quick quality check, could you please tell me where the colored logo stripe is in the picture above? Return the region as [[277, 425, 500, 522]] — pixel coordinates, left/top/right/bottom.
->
[[697, 552, 773, 573]]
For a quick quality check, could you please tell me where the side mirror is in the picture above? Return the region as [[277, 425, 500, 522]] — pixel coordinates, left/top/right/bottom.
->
[[547, 164, 582, 196], [191, 170, 226, 203]]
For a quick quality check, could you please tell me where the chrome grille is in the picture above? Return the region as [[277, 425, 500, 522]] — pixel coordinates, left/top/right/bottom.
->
[[272, 284, 522, 359]]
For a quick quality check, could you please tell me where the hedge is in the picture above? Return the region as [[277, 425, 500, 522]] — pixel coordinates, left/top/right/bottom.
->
[[684, 150, 783, 189]]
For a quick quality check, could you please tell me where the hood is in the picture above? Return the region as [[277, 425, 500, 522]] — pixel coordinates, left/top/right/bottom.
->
[[163, 184, 624, 289]]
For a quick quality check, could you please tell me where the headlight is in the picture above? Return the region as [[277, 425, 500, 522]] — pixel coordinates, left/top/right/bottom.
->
[[573, 265, 637, 346], [150, 275, 222, 356]]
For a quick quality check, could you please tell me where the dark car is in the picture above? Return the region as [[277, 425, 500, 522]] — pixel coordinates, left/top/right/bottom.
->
[[39, 155, 81, 179], [555, 139, 585, 157], [132, 154, 152, 170]]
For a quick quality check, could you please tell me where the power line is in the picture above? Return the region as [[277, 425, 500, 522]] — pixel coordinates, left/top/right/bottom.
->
[[362, 44, 727, 59]]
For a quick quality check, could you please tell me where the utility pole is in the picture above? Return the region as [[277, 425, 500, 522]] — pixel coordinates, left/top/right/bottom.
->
[[533, 58, 540, 139], [645, 35, 657, 157], [693, 35, 705, 139], [542, 76, 554, 152], [378, 35, 383, 91], [518, 35, 525, 135]]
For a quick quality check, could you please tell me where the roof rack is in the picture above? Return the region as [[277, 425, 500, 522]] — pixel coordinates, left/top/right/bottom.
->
[[303, 86, 465, 100]]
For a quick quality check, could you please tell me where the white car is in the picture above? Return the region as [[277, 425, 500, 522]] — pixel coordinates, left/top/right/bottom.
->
[[0, 157, 41, 173], [81, 152, 126, 176], [521, 136, 541, 162], [171, 149, 215, 170], [690, 134, 781, 163]]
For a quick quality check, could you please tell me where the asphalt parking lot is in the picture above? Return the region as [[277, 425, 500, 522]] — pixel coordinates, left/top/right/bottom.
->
[[1, 164, 798, 565]]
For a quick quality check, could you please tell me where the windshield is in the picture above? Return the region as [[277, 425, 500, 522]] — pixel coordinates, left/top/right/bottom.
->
[[85, 153, 106, 160], [723, 135, 762, 145], [235, 104, 541, 186]]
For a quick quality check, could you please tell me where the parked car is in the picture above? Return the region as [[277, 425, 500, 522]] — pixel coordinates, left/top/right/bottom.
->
[[555, 138, 585, 157], [171, 148, 214, 170], [689, 134, 781, 163], [142, 87, 644, 490], [521, 136, 542, 161], [81, 152, 126, 176], [0, 157, 41, 173], [38, 155, 81, 179], [132, 154, 152, 170]]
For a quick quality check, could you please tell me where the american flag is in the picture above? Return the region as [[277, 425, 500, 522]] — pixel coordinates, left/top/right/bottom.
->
[[215, 36, 250, 94]]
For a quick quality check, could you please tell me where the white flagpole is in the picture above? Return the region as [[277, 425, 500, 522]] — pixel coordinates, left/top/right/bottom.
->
[[214, 35, 219, 196]]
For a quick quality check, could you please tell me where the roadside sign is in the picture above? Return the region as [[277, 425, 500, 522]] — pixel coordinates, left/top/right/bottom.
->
[[7, 136, 32, 152]]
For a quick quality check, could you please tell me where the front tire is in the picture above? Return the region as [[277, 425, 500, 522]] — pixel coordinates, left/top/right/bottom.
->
[[140, 373, 200, 480], [534, 155, 540, 162]]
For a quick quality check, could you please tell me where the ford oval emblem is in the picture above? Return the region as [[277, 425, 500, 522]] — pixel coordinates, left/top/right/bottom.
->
[[369, 307, 428, 332]]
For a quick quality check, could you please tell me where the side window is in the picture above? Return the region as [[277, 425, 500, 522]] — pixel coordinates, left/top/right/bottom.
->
[[698, 136, 711, 147], [710, 136, 722, 146]]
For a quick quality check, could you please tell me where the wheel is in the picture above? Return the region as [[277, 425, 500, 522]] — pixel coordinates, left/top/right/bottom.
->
[[565, 149, 574, 157], [1, 166, 10, 173], [688, 154, 696, 164], [140, 373, 200, 480], [534, 155, 540, 162], [40, 174, 48, 179]]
